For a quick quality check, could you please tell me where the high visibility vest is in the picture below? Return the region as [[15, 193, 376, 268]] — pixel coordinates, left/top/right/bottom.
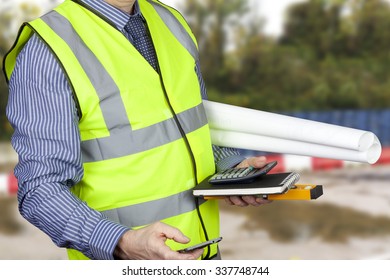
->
[[4, 0, 220, 260]]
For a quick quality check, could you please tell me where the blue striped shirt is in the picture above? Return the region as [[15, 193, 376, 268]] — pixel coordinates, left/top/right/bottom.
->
[[6, 0, 244, 260]]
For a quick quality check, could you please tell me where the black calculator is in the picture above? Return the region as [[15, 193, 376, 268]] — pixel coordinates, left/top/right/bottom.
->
[[208, 161, 278, 185]]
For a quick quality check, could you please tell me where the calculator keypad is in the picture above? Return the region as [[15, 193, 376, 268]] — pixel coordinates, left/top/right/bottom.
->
[[208, 161, 277, 185]]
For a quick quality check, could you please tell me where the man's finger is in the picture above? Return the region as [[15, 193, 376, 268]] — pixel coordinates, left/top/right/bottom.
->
[[247, 156, 267, 168], [229, 196, 249, 207], [156, 222, 190, 244]]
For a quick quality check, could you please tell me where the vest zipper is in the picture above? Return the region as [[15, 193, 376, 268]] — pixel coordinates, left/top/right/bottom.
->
[[142, 17, 199, 185]]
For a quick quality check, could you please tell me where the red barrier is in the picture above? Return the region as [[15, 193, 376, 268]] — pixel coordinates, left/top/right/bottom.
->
[[376, 147, 390, 165], [0, 173, 18, 196], [7, 173, 18, 195], [311, 158, 344, 171]]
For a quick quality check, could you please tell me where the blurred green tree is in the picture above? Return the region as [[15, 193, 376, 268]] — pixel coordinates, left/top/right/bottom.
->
[[0, 2, 41, 140], [280, 0, 345, 59], [180, 0, 250, 88]]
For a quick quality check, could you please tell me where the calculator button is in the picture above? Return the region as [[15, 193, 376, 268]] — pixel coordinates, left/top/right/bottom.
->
[[207, 161, 278, 185]]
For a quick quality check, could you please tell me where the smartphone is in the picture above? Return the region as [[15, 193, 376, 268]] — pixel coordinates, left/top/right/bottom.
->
[[178, 237, 222, 253]]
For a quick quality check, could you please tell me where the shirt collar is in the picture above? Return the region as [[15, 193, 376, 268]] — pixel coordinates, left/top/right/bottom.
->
[[80, 0, 142, 32]]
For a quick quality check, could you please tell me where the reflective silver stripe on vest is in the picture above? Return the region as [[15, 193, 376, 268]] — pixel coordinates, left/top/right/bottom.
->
[[42, 11, 130, 135], [41, 11, 207, 163], [102, 190, 206, 228], [82, 105, 207, 162], [146, 0, 199, 61]]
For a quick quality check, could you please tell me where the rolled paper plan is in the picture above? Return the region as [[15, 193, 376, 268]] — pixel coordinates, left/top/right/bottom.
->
[[204, 101, 382, 164], [210, 129, 382, 164], [204, 100, 376, 152]]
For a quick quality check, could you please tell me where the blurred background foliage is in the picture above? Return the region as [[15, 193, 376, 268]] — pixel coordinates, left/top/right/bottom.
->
[[1, 2, 41, 140], [180, 0, 390, 111], [1, 0, 390, 141]]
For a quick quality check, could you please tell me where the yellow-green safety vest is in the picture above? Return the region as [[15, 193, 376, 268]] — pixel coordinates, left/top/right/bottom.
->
[[4, 0, 220, 260]]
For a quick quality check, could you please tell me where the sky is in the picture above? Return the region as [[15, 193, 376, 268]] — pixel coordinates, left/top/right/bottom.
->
[[164, 0, 307, 37], [255, 0, 307, 36], [1, 0, 307, 37]]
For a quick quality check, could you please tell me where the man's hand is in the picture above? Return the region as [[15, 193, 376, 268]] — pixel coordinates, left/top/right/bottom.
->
[[224, 156, 273, 207], [114, 222, 203, 260]]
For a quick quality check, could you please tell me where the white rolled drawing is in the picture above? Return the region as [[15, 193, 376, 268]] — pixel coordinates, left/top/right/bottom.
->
[[210, 129, 382, 164], [203, 100, 383, 164], [204, 100, 376, 152]]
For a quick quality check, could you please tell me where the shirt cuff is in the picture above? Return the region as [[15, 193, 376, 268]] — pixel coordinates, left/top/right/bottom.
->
[[216, 154, 246, 171], [89, 219, 129, 260]]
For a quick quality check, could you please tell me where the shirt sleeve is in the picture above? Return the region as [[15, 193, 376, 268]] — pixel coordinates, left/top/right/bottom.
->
[[195, 62, 246, 171], [6, 34, 128, 260]]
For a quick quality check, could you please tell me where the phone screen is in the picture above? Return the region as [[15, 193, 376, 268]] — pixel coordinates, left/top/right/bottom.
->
[[178, 237, 222, 253]]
